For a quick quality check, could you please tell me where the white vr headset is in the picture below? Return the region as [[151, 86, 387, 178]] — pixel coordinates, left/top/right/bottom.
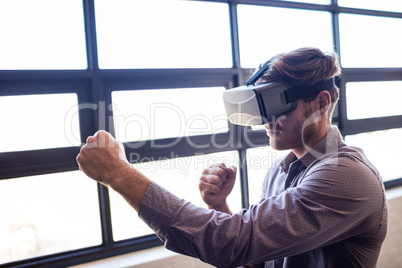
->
[[223, 61, 335, 126]]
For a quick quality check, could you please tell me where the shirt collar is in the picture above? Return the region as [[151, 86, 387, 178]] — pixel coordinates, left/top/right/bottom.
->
[[280, 126, 345, 173], [280, 153, 298, 173]]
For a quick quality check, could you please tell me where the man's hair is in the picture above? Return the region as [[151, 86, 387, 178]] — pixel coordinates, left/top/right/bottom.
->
[[258, 47, 341, 120]]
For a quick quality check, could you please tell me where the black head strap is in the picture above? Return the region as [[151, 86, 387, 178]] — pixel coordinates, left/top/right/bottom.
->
[[246, 60, 271, 86], [284, 78, 335, 103], [246, 60, 335, 102]]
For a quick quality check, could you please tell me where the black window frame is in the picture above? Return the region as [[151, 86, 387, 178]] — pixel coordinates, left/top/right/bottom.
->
[[1, 0, 401, 267]]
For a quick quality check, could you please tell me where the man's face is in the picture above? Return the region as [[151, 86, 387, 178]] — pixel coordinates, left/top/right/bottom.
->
[[265, 99, 318, 151]]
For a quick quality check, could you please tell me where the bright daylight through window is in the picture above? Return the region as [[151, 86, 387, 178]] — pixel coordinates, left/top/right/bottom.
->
[[1, 0, 401, 267], [95, 0, 232, 69], [112, 87, 229, 143], [0, 94, 81, 152], [0, 171, 101, 263], [237, 5, 333, 68], [0, 0, 86, 70]]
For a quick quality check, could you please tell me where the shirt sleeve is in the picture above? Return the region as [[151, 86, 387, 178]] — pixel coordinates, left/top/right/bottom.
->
[[138, 153, 385, 268]]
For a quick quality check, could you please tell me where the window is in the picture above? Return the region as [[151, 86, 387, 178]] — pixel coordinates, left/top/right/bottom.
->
[[339, 14, 402, 68], [0, 0, 86, 70], [1, 0, 401, 266], [346, 81, 402, 120], [0, 172, 101, 263], [95, 0, 232, 69], [279, 0, 331, 4], [345, 129, 402, 182], [338, 0, 402, 13], [112, 87, 228, 143], [237, 5, 333, 68], [0, 93, 81, 152]]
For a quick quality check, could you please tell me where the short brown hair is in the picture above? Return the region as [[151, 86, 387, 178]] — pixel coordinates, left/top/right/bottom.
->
[[257, 47, 341, 119]]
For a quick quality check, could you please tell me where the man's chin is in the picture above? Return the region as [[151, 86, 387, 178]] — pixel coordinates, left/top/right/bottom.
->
[[268, 140, 287, 151]]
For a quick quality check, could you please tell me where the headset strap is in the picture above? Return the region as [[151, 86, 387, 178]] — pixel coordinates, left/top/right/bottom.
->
[[284, 78, 335, 103], [246, 60, 335, 101], [246, 60, 271, 86]]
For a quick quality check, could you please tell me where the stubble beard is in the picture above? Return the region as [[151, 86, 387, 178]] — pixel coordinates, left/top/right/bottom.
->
[[269, 102, 317, 151]]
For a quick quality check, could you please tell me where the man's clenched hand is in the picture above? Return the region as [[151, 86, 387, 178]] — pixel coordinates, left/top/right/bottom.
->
[[77, 130, 150, 211], [199, 163, 237, 214]]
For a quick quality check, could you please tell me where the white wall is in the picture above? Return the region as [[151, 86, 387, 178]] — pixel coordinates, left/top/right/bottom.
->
[[377, 186, 402, 268], [71, 247, 212, 268]]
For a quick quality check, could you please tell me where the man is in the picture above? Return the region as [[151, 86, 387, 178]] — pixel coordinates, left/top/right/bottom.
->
[[77, 47, 387, 267]]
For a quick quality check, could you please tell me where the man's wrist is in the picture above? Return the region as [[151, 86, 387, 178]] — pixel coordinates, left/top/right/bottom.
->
[[208, 202, 232, 215]]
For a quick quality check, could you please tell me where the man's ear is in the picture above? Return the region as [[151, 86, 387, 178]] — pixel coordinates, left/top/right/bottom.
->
[[317, 91, 331, 117]]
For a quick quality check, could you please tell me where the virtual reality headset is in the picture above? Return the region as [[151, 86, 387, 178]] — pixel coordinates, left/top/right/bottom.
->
[[223, 60, 335, 126]]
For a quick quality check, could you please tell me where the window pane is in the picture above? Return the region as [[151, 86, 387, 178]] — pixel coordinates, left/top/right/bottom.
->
[[110, 151, 241, 241], [279, 0, 331, 4], [0, 94, 81, 152], [95, 0, 232, 69], [0, 0, 86, 70], [237, 5, 333, 68], [339, 14, 402, 68], [346, 81, 402, 120], [345, 129, 402, 182], [0, 172, 102, 263], [338, 0, 402, 13], [112, 87, 228, 143], [247, 147, 290, 205]]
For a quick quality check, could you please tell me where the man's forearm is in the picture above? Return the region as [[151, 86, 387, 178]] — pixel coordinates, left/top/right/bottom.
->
[[110, 167, 151, 212]]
